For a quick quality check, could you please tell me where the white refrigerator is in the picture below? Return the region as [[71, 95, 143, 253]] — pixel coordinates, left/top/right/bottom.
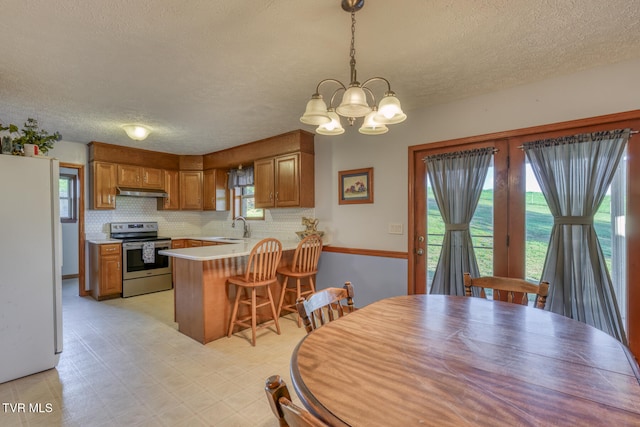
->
[[0, 154, 63, 384]]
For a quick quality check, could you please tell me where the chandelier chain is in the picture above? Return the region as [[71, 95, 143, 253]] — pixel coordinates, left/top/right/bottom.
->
[[299, 0, 406, 134], [350, 10, 356, 63]]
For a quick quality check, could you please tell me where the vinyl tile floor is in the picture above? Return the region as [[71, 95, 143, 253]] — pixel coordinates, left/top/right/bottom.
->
[[0, 279, 307, 427]]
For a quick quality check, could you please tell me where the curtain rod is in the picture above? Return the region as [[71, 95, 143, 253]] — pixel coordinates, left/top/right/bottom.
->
[[516, 130, 638, 149]]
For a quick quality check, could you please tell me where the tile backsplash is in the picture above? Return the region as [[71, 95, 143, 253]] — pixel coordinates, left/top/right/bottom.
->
[[85, 196, 316, 240]]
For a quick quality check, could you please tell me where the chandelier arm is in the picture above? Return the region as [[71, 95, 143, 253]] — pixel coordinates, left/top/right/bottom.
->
[[361, 77, 393, 93], [329, 87, 346, 108], [314, 78, 347, 95]]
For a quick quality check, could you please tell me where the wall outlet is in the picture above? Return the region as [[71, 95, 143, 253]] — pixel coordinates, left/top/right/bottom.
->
[[388, 223, 403, 234]]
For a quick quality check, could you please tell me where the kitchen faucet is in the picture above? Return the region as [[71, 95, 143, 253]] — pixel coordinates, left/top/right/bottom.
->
[[232, 216, 251, 238]]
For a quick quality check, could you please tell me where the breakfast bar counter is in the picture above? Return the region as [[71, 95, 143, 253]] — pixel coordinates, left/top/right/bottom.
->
[[159, 238, 306, 344]]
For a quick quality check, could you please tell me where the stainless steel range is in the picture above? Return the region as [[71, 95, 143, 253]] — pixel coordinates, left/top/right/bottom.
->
[[110, 222, 172, 297]]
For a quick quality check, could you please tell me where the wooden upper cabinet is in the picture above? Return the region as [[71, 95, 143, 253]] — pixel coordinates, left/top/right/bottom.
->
[[117, 164, 141, 187], [91, 161, 117, 209], [255, 152, 314, 208], [117, 165, 164, 189], [180, 171, 203, 210], [142, 167, 164, 189], [254, 158, 276, 208], [274, 153, 300, 207], [203, 169, 229, 211], [158, 170, 180, 210]]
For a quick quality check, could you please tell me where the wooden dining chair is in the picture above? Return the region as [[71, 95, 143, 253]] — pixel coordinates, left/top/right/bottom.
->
[[296, 282, 355, 334], [265, 375, 328, 427], [463, 272, 549, 309], [227, 238, 283, 346], [277, 234, 323, 327]]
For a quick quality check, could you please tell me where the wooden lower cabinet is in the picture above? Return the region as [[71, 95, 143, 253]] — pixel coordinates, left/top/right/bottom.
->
[[89, 243, 122, 300], [187, 239, 203, 248]]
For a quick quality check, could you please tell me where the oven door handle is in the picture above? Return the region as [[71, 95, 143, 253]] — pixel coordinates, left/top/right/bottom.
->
[[123, 241, 171, 250]]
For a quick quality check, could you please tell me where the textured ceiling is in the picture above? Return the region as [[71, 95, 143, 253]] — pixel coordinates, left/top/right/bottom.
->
[[1, 0, 639, 155]]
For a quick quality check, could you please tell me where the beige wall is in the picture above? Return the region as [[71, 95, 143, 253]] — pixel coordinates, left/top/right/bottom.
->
[[48, 58, 640, 252], [314, 57, 640, 252]]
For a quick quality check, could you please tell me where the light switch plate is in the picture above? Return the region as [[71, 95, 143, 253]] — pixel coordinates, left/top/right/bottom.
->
[[388, 223, 403, 234]]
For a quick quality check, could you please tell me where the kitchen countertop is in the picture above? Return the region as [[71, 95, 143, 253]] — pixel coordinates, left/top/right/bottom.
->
[[159, 237, 326, 261], [87, 239, 122, 245], [86, 236, 243, 245]]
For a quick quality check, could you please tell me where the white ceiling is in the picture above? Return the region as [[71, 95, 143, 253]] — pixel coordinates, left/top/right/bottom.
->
[[1, 0, 639, 155]]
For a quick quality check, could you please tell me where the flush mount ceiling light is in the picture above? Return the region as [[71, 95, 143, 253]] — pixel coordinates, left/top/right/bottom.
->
[[300, 0, 406, 136], [122, 124, 151, 141]]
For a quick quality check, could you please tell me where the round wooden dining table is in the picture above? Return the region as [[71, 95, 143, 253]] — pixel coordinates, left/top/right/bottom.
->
[[290, 295, 640, 426]]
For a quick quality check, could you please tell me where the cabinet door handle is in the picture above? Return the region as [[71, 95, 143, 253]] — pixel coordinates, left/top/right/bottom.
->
[[108, 194, 111, 204], [269, 192, 273, 201], [117, 262, 120, 269], [275, 192, 279, 201]]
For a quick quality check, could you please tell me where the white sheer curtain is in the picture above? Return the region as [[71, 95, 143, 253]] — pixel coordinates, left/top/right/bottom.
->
[[424, 147, 493, 296], [522, 129, 629, 343]]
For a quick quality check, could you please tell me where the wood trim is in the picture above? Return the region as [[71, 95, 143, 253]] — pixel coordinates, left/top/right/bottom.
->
[[88, 141, 179, 169], [627, 132, 640, 363], [179, 155, 204, 171], [60, 162, 87, 297], [62, 274, 79, 280], [323, 246, 408, 259], [203, 129, 315, 169], [409, 109, 640, 153]]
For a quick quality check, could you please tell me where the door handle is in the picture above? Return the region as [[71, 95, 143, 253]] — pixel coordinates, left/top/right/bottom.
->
[[416, 248, 424, 256]]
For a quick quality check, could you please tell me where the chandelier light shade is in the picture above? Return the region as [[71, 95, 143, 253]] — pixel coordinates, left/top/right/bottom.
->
[[300, 95, 331, 125], [300, 0, 406, 136], [317, 108, 345, 135], [122, 124, 151, 141], [336, 86, 371, 118], [375, 92, 407, 124], [359, 107, 389, 135]]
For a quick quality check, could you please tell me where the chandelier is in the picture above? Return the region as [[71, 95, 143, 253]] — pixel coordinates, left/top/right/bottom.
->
[[300, 0, 406, 136]]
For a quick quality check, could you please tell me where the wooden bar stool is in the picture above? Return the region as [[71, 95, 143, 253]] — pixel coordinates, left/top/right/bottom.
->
[[227, 238, 283, 346], [277, 234, 323, 326]]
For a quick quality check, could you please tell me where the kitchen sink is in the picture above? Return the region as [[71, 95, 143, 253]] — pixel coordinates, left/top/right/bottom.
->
[[208, 237, 245, 243]]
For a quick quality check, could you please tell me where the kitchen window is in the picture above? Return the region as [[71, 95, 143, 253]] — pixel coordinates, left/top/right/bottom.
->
[[59, 174, 77, 223], [233, 186, 264, 220]]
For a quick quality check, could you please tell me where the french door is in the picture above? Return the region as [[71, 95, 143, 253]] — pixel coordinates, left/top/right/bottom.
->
[[408, 111, 640, 358], [411, 138, 512, 294]]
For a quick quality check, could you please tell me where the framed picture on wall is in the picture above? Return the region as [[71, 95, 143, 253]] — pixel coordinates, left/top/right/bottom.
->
[[338, 167, 374, 205]]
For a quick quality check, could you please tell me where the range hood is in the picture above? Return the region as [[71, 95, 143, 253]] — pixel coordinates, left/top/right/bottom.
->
[[116, 187, 168, 198]]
